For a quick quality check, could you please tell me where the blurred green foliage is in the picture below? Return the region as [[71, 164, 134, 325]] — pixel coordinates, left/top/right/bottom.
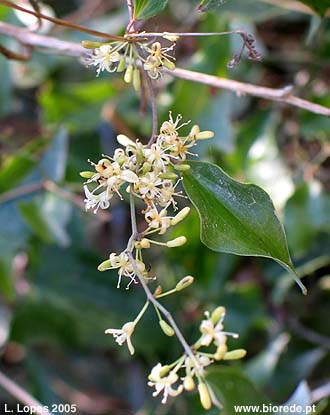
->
[[0, 1, 330, 414]]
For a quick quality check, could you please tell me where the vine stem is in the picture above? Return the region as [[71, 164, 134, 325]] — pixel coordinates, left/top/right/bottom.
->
[[0, 22, 329, 116], [127, 191, 203, 374], [0, 370, 54, 415], [145, 74, 158, 146]]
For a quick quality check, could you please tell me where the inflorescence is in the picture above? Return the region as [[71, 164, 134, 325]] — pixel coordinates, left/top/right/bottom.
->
[[81, 114, 246, 409], [83, 36, 177, 89]]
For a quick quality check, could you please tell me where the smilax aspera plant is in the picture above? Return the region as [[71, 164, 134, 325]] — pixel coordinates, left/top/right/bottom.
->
[[77, 0, 307, 410], [0, 0, 316, 412]]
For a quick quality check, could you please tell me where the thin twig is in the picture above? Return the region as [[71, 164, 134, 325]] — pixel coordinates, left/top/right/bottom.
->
[[164, 67, 330, 117], [0, 22, 329, 117], [0, 0, 124, 40], [311, 381, 330, 404], [127, 192, 202, 373], [0, 370, 54, 415], [0, 182, 43, 205], [145, 74, 158, 145], [288, 316, 330, 350]]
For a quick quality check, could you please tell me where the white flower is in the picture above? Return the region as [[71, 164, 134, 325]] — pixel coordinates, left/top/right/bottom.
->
[[135, 172, 162, 200], [148, 363, 184, 404], [86, 44, 121, 76], [143, 143, 170, 172], [84, 185, 112, 213], [200, 311, 238, 347], [105, 322, 135, 355], [159, 113, 190, 143], [103, 252, 146, 289], [145, 207, 171, 234]]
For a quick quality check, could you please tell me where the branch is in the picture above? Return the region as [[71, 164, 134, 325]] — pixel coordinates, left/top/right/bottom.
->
[[164, 67, 330, 117], [0, 22, 329, 117], [0, 370, 54, 415]]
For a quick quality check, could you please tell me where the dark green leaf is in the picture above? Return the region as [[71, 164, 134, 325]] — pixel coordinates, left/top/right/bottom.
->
[[134, 0, 168, 20], [0, 139, 47, 193], [183, 161, 306, 293], [298, 0, 330, 16], [206, 366, 270, 414], [0, 258, 15, 301], [18, 193, 71, 246], [40, 128, 68, 183], [198, 0, 227, 12]]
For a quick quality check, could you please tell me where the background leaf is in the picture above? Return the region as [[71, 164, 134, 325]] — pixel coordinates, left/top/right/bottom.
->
[[134, 0, 168, 20], [198, 0, 227, 12], [183, 161, 306, 293], [298, 0, 330, 16]]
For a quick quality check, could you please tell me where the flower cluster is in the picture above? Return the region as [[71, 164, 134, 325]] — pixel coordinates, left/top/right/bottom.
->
[[83, 37, 177, 88], [81, 113, 214, 289], [147, 306, 246, 409]]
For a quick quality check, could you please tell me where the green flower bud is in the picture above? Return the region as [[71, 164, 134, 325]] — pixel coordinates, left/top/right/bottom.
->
[[163, 60, 176, 70], [211, 306, 226, 324], [159, 320, 175, 337], [223, 349, 247, 360], [166, 236, 187, 248], [82, 40, 103, 49], [124, 64, 133, 83], [79, 171, 95, 179], [174, 164, 191, 171], [159, 173, 178, 180], [142, 162, 152, 174], [176, 276, 194, 291], [97, 259, 112, 271], [184, 376, 195, 391], [171, 207, 191, 225], [133, 68, 141, 92], [198, 382, 212, 410], [117, 56, 126, 72]]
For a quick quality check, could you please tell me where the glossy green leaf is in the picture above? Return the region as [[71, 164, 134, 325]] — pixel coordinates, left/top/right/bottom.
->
[[206, 366, 270, 414], [298, 0, 330, 16], [134, 0, 168, 20], [0, 139, 47, 193], [198, 0, 227, 12], [183, 161, 306, 293], [40, 128, 68, 183], [18, 193, 71, 246]]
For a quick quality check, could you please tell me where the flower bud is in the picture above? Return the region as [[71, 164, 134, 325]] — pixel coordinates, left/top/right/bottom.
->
[[223, 349, 246, 360], [117, 56, 126, 72], [148, 365, 171, 381], [82, 40, 103, 49], [163, 33, 180, 42], [163, 60, 176, 70], [117, 134, 136, 148], [174, 164, 191, 171], [133, 68, 141, 92], [196, 130, 214, 140], [97, 259, 112, 271], [211, 306, 226, 324], [140, 238, 151, 249], [159, 173, 178, 180], [166, 236, 187, 248], [142, 162, 152, 174], [184, 376, 195, 391], [124, 64, 133, 83], [154, 285, 162, 297], [198, 382, 212, 410], [79, 171, 95, 179], [176, 276, 194, 291], [189, 125, 200, 137], [159, 320, 175, 337], [214, 344, 228, 360], [171, 207, 191, 225]]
